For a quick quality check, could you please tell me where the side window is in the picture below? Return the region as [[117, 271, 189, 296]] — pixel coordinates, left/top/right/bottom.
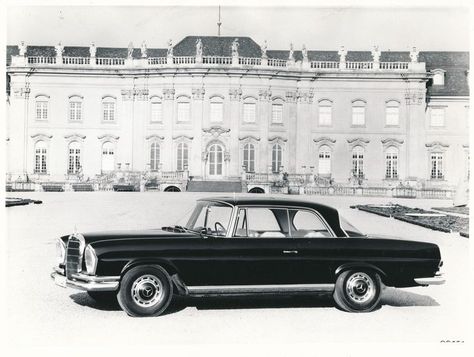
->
[[234, 208, 289, 238], [290, 209, 332, 238]]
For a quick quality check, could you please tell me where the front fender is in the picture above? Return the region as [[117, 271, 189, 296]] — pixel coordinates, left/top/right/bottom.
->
[[121, 258, 180, 278]]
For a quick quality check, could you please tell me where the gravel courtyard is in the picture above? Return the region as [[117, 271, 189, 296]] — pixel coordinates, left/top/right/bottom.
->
[[5, 192, 469, 349]]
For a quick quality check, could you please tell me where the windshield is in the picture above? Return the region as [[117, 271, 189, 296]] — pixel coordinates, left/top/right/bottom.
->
[[184, 201, 233, 237], [339, 216, 365, 237]]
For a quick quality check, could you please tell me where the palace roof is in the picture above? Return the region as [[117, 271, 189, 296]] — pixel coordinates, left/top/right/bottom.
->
[[6, 35, 469, 97]]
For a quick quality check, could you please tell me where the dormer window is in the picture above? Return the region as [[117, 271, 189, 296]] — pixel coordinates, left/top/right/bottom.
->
[[432, 69, 446, 86]]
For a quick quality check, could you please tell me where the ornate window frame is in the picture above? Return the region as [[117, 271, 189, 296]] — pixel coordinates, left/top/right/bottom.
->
[[209, 95, 225, 124], [149, 95, 163, 124], [146, 135, 164, 172], [242, 95, 258, 125], [318, 99, 333, 127], [176, 94, 192, 123], [351, 99, 367, 127], [385, 100, 401, 127], [68, 95, 84, 123], [35, 94, 50, 121], [101, 95, 117, 123]]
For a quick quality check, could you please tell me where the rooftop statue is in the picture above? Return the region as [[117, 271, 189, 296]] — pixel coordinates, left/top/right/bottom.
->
[[196, 38, 203, 57], [261, 40, 268, 59], [127, 42, 134, 59], [141, 41, 147, 58], [371, 45, 381, 63], [89, 42, 96, 58], [231, 38, 239, 57], [167, 39, 173, 57], [338, 45, 347, 62], [302, 44, 308, 61], [410, 47, 419, 63], [288, 43, 294, 61], [55, 42, 64, 57], [18, 41, 27, 56]]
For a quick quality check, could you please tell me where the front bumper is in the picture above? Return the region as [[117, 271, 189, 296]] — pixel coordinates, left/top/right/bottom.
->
[[51, 267, 119, 292], [414, 272, 445, 286]]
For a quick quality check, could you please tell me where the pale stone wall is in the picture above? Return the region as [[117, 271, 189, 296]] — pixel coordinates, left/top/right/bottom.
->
[[6, 64, 468, 188]]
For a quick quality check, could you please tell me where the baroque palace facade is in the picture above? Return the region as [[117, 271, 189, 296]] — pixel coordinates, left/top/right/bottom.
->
[[5, 36, 470, 194]]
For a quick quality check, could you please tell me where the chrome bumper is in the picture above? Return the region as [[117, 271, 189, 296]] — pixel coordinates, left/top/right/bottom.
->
[[414, 272, 445, 286], [51, 267, 119, 292]]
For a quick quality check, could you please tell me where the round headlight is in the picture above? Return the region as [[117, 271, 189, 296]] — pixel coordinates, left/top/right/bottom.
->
[[56, 238, 66, 266], [84, 245, 98, 275]]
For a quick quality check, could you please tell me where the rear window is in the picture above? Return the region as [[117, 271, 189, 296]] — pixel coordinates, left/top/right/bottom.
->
[[340, 216, 364, 237]]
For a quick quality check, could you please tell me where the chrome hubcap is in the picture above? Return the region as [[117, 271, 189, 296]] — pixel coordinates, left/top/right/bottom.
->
[[131, 275, 164, 308], [346, 272, 375, 303]]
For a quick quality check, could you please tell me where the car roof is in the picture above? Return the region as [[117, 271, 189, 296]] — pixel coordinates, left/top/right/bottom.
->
[[198, 195, 346, 237]]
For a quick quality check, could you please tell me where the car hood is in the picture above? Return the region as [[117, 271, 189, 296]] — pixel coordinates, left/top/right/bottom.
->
[[62, 229, 200, 244]]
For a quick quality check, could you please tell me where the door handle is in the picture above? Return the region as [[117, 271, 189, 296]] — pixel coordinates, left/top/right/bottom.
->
[[283, 250, 298, 254]]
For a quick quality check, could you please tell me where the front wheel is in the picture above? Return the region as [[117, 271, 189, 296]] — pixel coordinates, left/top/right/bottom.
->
[[117, 265, 173, 317], [333, 270, 382, 312]]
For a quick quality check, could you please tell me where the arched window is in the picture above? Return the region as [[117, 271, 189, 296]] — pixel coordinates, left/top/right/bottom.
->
[[35, 95, 49, 121], [69, 95, 83, 122], [177, 142, 189, 171], [68, 141, 81, 174], [208, 143, 224, 176], [352, 100, 366, 126], [150, 97, 163, 123], [271, 99, 283, 124], [318, 100, 332, 126], [318, 145, 331, 176], [385, 101, 400, 126], [210, 96, 224, 123], [432, 69, 446, 86], [177, 96, 191, 123], [385, 146, 399, 179], [102, 96, 116, 122], [243, 143, 255, 173], [271, 144, 282, 173], [351, 146, 364, 178], [101, 142, 115, 172], [243, 97, 257, 123], [150, 142, 160, 171], [34, 141, 47, 173]]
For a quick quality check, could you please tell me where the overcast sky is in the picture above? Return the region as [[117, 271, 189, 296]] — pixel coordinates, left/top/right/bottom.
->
[[6, 5, 470, 51]]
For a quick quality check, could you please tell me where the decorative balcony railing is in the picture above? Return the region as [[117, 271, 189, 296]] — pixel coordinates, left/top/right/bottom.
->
[[239, 57, 262, 66], [203, 56, 232, 65], [173, 56, 196, 65], [96, 57, 125, 66], [148, 57, 167, 65], [311, 61, 340, 69], [13, 54, 423, 72], [346, 61, 373, 70], [159, 170, 188, 181]]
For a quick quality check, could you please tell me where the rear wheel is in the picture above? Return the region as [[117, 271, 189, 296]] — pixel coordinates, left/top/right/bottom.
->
[[117, 265, 173, 317], [333, 269, 382, 312]]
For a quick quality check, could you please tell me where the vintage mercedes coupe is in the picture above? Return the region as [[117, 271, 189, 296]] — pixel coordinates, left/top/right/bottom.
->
[[51, 196, 444, 317]]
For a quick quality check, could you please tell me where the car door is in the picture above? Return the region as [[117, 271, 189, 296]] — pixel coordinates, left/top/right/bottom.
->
[[287, 208, 339, 283], [205, 206, 306, 285]]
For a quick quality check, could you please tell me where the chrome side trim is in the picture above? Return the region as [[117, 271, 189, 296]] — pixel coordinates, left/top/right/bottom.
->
[[51, 270, 120, 292], [187, 284, 335, 295]]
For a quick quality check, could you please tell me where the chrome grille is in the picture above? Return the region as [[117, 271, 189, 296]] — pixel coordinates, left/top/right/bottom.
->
[[66, 235, 83, 278]]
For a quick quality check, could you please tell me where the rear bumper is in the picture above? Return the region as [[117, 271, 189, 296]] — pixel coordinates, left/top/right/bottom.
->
[[414, 272, 445, 286], [51, 267, 119, 292]]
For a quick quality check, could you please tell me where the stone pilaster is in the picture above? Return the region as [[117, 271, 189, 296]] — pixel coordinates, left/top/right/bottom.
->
[[228, 88, 241, 177], [161, 88, 175, 171], [286, 90, 298, 173], [191, 87, 205, 177], [295, 89, 314, 172], [405, 87, 426, 182], [259, 88, 272, 173]]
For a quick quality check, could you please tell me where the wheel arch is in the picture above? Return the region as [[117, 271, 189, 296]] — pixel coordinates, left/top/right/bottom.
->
[[335, 262, 388, 283], [121, 258, 179, 278]]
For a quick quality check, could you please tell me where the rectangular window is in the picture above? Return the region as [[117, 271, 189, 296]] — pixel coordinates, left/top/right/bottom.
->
[[35, 102, 48, 121], [430, 108, 445, 127], [272, 104, 283, 124], [243, 103, 256, 123], [386, 107, 399, 126], [69, 102, 82, 121], [352, 106, 365, 126], [177, 102, 190, 122], [103, 102, 115, 121], [210, 102, 224, 123], [319, 106, 332, 126], [430, 153, 444, 179], [150, 102, 162, 123]]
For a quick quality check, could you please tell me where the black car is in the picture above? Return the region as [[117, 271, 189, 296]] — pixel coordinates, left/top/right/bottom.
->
[[51, 196, 444, 317]]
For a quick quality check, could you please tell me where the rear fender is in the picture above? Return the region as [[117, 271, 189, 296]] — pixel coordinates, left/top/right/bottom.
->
[[335, 263, 387, 283]]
